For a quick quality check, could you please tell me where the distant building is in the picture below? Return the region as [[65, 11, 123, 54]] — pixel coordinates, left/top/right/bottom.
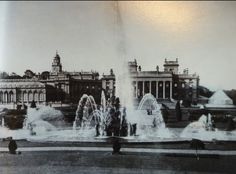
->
[[40, 52, 102, 104], [0, 79, 46, 108], [128, 58, 200, 104], [0, 52, 103, 108], [0, 53, 200, 108], [101, 69, 115, 99]]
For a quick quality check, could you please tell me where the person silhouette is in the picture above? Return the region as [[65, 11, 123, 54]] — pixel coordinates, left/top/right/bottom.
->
[[8, 137, 17, 154]]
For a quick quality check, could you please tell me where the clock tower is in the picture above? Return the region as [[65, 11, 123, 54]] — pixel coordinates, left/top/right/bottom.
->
[[52, 51, 62, 74]]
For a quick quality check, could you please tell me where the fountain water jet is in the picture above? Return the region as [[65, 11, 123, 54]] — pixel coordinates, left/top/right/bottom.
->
[[138, 93, 161, 111], [179, 114, 228, 141], [129, 93, 174, 139], [1, 117, 4, 127], [23, 106, 64, 136], [101, 90, 106, 113], [73, 94, 98, 131]]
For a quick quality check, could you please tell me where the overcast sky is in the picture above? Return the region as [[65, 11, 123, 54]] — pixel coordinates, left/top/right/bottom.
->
[[0, 1, 236, 91]]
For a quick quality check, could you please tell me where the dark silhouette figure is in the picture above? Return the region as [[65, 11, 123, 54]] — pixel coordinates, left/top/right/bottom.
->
[[175, 100, 182, 121], [93, 115, 101, 137], [120, 108, 128, 137], [190, 139, 205, 160], [152, 117, 157, 128], [23, 104, 28, 110], [120, 122, 128, 136], [30, 100, 36, 108], [114, 97, 121, 111], [147, 109, 152, 115], [226, 117, 235, 131], [113, 110, 121, 136], [16, 105, 22, 110], [161, 104, 169, 122], [112, 138, 121, 155], [8, 137, 17, 154], [106, 108, 115, 136], [95, 124, 100, 137], [130, 123, 137, 136], [106, 97, 122, 137], [190, 139, 205, 150]]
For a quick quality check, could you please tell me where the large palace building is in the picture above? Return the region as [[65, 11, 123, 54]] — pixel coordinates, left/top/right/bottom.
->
[[103, 59, 200, 105], [0, 53, 103, 108], [128, 59, 199, 103], [0, 53, 200, 108]]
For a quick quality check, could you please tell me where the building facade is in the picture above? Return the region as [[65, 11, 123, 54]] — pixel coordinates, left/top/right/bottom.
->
[[0, 53, 103, 108], [101, 69, 115, 99], [0, 79, 46, 108], [128, 59, 199, 103], [39, 53, 102, 104], [0, 53, 200, 108]]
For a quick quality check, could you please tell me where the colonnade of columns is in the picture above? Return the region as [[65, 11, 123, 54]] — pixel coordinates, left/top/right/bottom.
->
[[134, 80, 173, 99], [0, 90, 45, 104], [0, 91, 16, 104]]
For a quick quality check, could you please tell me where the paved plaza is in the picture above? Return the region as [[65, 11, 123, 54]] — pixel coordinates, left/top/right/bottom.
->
[[0, 141, 236, 174]]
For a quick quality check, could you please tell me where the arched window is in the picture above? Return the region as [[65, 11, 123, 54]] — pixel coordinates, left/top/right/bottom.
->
[[9, 91, 14, 103], [4, 91, 8, 103], [0, 92, 3, 103], [39, 92, 44, 101], [28, 91, 33, 102], [23, 91, 27, 102], [33, 91, 38, 101]]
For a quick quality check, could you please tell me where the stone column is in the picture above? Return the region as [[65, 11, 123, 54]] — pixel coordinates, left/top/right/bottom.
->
[[43, 91, 46, 103], [163, 81, 165, 99], [14, 89, 17, 102], [170, 81, 172, 99], [38, 91, 40, 103], [21, 91, 24, 104], [135, 81, 138, 98], [14, 90, 17, 103], [156, 81, 158, 98], [27, 91, 29, 104], [149, 81, 151, 93], [142, 81, 144, 96]]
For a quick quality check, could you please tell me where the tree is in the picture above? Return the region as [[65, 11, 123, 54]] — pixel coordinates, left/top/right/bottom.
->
[[8, 72, 22, 79], [23, 69, 35, 79], [225, 89, 236, 105], [0, 71, 9, 79]]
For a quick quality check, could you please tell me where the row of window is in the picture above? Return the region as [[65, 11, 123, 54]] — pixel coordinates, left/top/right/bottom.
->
[[0, 91, 45, 103]]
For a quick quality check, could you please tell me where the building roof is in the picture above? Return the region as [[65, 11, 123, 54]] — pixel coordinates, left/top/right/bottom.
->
[[0, 79, 45, 88], [208, 90, 233, 105], [130, 71, 172, 78]]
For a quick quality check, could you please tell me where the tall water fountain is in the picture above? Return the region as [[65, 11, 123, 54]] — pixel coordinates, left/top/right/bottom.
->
[[73, 94, 98, 129], [180, 113, 229, 141], [23, 106, 64, 135], [101, 90, 107, 113], [73, 92, 129, 137], [130, 93, 174, 139]]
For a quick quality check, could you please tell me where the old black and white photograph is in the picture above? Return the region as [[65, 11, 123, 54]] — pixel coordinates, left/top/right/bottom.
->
[[0, 1, 236, 173]]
